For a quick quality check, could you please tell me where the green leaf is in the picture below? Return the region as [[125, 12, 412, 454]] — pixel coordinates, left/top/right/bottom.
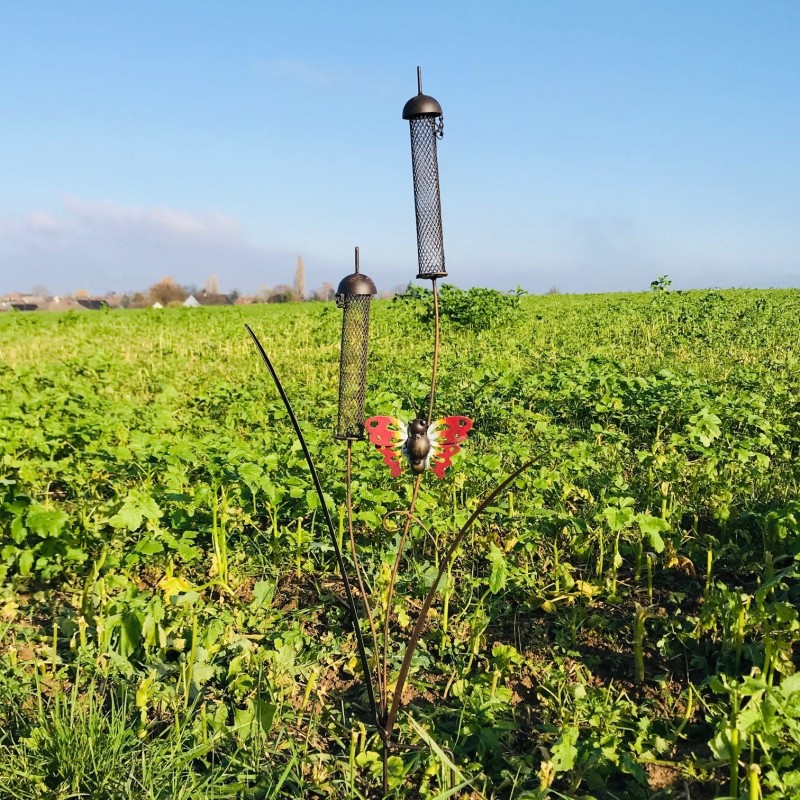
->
[[778, 673, 800, 699], [26, 505, 68, 537], [253, 698, 277, 735], [551, 725, 579, 772], [305, 489, 320, 510], [135, 536, 164, 556], [17, 549, 35, 576], [109, 491, 162, 531], [251, 580, 274, 610], [603, 505, 636, 532], [239, 462, 262, 488], [119, 610, 143, 658], [708, 726, 733, 760], [63, 545, 88, 562], [234, 697, 276, 741], [10, 516, 26, 544], [637, 514, 669, 553], [191, 663, 217, 686], [487, 543, 508, 594]]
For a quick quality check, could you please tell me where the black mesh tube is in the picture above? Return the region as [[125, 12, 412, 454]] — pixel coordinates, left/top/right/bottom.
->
[[336, 294, 371, 440], [409, 116, 446, 279]]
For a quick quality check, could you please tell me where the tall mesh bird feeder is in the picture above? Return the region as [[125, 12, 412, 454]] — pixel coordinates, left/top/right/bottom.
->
[[403, 67, 446, 280], [335, 246, 377, 440]]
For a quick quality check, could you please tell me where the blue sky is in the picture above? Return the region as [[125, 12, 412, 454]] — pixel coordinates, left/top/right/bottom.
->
[[1, 1, 798, 296]]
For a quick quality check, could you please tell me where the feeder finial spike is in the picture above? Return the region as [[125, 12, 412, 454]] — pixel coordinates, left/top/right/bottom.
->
[[355, 245, 360, 273], [417, 66, 422, 95]]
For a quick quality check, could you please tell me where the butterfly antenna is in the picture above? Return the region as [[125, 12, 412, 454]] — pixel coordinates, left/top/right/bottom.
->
[[418, 393, 431, 421]]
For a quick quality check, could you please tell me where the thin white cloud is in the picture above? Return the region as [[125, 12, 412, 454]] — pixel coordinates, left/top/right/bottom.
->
[[0, 198, 291, 295], [63, 196, 243, 240], [25, 212, 63, 235]]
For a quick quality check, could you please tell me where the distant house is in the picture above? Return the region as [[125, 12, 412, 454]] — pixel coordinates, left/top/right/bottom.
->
[[152, 301, 164, 309], [183, 292, 232, 307], [42, 297, 86, 312], [76, 299, 109, 310], [1, 292, 24, 311]]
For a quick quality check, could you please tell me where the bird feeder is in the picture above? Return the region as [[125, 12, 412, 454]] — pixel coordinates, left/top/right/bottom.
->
[[335, 247, 377, 440], [403, 67, 446, 280]]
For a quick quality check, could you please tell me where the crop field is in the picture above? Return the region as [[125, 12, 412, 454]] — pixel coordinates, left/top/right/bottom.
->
[[1, 287, 800, 799]]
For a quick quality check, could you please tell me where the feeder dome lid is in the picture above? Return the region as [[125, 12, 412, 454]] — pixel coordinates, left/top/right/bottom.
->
[[402, 93, 443, 120], [336, 272, 377, 296]]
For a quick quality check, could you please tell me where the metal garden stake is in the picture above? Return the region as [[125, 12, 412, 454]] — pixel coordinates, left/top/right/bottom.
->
[[245, 68, 540, 799]]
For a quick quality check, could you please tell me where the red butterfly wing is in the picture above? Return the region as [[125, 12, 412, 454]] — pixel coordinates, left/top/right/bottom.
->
[[435, 416, 473, 445], [429, 416, 473, 479], [364, 416, 406, 478]]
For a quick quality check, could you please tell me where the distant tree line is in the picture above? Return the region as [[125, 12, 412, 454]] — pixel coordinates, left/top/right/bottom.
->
[[19, 257, 404, 310]]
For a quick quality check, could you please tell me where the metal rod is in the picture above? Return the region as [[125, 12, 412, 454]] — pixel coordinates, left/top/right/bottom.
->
[[380, 276, 440, 724], [346, 439, 383, 704], [381, 472, 422, 722], [354, 246, 360, 274], [384, 456, 543, 739], [417, 65, 422, 95], [245, 324, 380, 730], [426, 280, 440, 425]]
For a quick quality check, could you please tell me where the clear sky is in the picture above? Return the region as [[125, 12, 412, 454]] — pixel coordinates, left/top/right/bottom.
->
[[1, 1, 798, 296]]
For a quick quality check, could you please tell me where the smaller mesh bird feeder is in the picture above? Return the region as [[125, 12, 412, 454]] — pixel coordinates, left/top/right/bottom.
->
[[335, 247, 377, 440], [403, 67, 446, 280]]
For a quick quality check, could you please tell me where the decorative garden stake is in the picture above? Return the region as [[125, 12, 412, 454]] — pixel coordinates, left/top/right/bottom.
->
[[336, 247, 383, 727], [245, 69, 541, 798]]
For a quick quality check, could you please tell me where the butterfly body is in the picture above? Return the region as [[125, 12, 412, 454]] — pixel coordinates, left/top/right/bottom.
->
[[365, 415, 472, 478], [404, 418, 432, 473]]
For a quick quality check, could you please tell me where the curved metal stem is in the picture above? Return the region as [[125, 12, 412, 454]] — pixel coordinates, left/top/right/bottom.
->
[[384, 456, 542, 739], [245, 324, 380, 730], [346, 440, 383, 707], [381, 472, 422, 720], [426, 280, 440, 425]]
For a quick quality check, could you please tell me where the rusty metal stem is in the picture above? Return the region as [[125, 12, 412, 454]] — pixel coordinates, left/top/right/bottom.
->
[[381, 472, 422, 719], [426, 280, 440, 425], [384, 456, 542, 739], [346, 440, 383, 706], [380, 279, 441, 724]]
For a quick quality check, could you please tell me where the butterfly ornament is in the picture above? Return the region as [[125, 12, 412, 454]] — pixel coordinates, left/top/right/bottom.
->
[[364, 415, 473, 479]]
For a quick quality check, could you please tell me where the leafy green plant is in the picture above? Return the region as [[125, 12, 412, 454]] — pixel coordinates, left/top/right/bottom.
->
[[2, 288, 800, 797]]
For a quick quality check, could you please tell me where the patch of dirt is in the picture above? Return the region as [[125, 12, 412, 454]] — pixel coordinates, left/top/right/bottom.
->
[[646, 762, 683, 790]]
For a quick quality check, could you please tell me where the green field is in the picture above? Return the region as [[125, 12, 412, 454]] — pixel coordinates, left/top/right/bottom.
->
[[2, 287, 800, 799]]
